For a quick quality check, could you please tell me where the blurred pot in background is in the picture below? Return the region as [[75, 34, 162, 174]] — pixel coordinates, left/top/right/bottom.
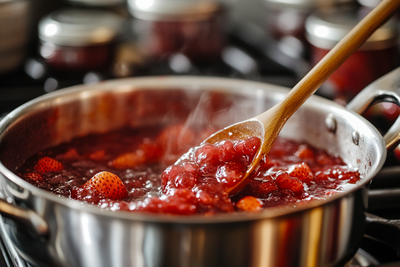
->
[[127, 0, 226, 62]]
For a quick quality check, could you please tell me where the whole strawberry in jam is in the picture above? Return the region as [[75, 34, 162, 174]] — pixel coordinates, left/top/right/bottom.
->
[[76, 171, 129, 200], [34, 156, 64, 173]]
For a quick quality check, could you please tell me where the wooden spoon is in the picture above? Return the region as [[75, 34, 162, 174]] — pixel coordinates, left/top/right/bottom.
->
[[204, 0, 400, 196]]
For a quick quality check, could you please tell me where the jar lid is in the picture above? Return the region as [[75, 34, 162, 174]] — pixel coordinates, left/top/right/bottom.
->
[[357, 0, 380, 8], [263, 0, 353, 12], [65, 0, 125, 6], [38, 8, 124, 46], [305, 9, 399, 50], [127, 0, 223, 21]]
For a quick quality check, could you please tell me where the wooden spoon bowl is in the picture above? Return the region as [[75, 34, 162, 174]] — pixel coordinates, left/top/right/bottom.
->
[[203, 0, 400, 196]]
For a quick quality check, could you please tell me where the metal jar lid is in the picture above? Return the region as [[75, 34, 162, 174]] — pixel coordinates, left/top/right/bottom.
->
[[127, 0, 224, 21], [65, 0, 125, 6], [305, 9, 399, 50], [38, 8, 124, 46], [263, 0, 353, 12]]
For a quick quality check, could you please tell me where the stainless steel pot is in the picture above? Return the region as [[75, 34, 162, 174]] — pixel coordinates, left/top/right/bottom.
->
[[1, 69, 400, 267]]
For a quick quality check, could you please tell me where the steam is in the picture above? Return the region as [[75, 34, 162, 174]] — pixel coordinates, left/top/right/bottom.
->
[[160, 89, 268, 164]]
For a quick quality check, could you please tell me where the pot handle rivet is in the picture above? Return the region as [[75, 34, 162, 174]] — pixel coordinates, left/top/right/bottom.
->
[[325, 113, 337, 133], [352, 131, 360, 145]]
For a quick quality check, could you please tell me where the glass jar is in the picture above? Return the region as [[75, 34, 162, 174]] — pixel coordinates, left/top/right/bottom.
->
[[38, 8, 125, 76], [127, 0, 226, 62], [305, 8, 399, 103], [262, 0, 354, 60]]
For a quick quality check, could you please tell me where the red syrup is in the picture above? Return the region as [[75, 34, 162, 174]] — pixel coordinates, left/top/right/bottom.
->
[[16, 124, 360, 215]]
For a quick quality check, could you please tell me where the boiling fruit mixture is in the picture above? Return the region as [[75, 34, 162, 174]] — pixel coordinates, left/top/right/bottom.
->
[[16, 124, 360, 215]]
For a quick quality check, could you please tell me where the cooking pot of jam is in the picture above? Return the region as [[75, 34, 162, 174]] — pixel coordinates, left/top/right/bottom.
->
[[1, 71, 400, 266]]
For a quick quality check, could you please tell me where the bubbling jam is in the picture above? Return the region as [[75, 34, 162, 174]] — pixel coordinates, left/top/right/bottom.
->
[[16, 124, 360, 215]]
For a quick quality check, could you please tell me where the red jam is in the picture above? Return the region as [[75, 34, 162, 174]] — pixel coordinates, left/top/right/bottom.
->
[[40, 42, 117, 74], [16, 124, 360, 215], [133, 17, 225, 61]]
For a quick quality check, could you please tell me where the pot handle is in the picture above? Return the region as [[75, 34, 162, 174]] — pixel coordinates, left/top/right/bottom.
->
[[365, 212, 400, 256], [0, 198, 48, 237], [347, 67, 400, 152]]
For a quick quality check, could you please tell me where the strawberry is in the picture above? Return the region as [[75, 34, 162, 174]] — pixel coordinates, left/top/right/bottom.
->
[[137, 140, 164, 162], [82, 171, 128, 200], [108, 151, 146, 169], [34, 156, 63, 173], [88, 149, 106, 161], [215, 161, 246, 187], [109, 141, 163, 169], [289, 163, 313, 183], [246, 179, 278, 197], [56, 148, 79, 160], [276, 172, 304, 194], [218, 140, 239, 162], [294, 144, 314, 160], [236, 196, 262, 212], [173, 171, 198, 189], [234, 137, 261, 163], [195, 143, 220, 174]]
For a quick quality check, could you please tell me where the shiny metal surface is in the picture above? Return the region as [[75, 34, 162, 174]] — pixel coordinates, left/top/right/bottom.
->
[[0, 75, 397, 267], [348, 67, 400, 151], [127, 0, 223, 21], [38, 8, 124, 46], [305, 9, 399, 50]]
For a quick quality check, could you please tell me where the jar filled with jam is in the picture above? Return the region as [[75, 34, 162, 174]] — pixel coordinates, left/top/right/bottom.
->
[[127, 0, 226, 62], [38, 8, 125, 77], [262, 0, 354, 60], [305, 8, 399, 103]]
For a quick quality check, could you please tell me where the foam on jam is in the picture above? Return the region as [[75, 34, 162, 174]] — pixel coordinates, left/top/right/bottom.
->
[[16, 124, 361, 215]]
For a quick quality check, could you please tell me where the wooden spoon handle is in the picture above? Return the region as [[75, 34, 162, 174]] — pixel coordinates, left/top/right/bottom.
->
[[279, 0, 400, 118]]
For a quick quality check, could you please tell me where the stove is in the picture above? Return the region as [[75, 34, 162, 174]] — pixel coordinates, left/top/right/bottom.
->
[[1, 18, 400, 267]]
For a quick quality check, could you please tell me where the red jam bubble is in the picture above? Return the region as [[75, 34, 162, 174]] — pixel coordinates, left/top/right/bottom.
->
[[16, 124, 361, 215]]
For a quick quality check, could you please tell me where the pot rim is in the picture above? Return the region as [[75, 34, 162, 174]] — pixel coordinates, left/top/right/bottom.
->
[[0, 76, 385, 223]]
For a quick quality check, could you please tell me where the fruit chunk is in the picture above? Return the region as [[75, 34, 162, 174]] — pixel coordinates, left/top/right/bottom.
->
[[82, 171, 128, 200], [88, 149, 106, 161], [109, 141, 163, 169], [215, 161, 246, 186], [236, 196, 262, 212], [289, 163, 313, 183], [295, 144, 314, 160], [161, 136, 261, 192], [276, 172, 304, 194], [34, 156, 63, 173], [234, 137, 261, 163], [109, 151, 146, 169], [244, 179, 278, 197], [56, 148, 79, 160]]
